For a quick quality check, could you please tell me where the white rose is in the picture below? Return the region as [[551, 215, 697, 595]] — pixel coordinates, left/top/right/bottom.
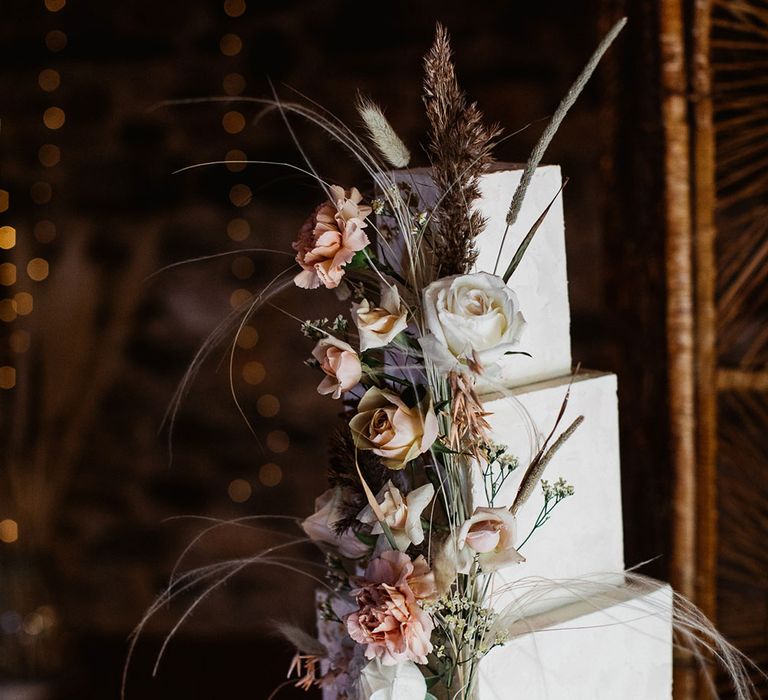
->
[[301, 488, 370, 559], [352, 286, 409, 351], [358, 481, 434, 551], [418, 272, 526, 374], [359, 658, 427, 700]]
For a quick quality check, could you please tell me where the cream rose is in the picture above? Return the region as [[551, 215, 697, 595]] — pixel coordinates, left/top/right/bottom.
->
[[301, 488, 371, 559], [312, 336, 362, 399], [359, 658, 427, 700], [456, 506, 525, 573], [352, 286, 409, 351], [358, 481, 434, 551], [418, 272, 526, 374], [350, 388, 438, 469]]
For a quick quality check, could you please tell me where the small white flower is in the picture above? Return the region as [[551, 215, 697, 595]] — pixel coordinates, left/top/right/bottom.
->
[[359, 658, 427, 700], [352, 286, 409, 351], [358, 481, 434, 551], [419, 272, 526, 374]]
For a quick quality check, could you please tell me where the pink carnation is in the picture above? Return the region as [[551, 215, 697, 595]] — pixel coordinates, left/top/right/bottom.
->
[[293, 185, 371, 290], [345, 550, 436, 666]]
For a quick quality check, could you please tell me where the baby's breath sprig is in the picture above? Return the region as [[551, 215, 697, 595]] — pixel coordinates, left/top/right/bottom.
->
[[518, 477, 575, 550], [480, 441, 519, 506]]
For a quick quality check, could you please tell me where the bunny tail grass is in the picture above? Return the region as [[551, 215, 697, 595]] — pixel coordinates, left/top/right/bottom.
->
[[358, 97, 411, 168]]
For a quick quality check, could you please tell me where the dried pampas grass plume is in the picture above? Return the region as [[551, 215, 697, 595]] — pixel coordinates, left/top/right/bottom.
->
[[357, 97, 411, 168]]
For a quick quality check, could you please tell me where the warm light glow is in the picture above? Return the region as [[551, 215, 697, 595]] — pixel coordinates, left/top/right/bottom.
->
[[222, 73, 246, 96], [228, 478, 252, 503], [0, 519, 18, 542], [0, 367, 16, 390], [0, 263, 16, 286], [38, 144, 61, 168], [45, 0, 66, 11], [236, 325, 258, 349], [242, 360, 265, 385], [27, 258, 50, 282], [34, 220, 56, 243], [31, 182, 52, 205], [45, 30, 67, 52], [38, 69, 61, 92], [231, 255, 254, 280], [223, 0, 246, 17], [222, 111, 245, 134], [43, 107, 66, 130], [257, 394, 280, 417], [266, 430, 290, 454], [227, 218, 250, 241], [14, 292, 33, 316], [9, 330, 31, 354], [229, 184, 252, 207], [229, 288, 252, 308], [225, 149, 247, 172], [23, 612, 45, 636], [0, 299, 17, 322], [220, 34, 242, 57], [258, 463, 282, 487], [0, 226, 16, 249], [0, 190, 8, 213]]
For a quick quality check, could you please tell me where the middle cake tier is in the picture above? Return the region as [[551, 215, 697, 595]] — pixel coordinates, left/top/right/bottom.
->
[[475, 370, 625, 617]]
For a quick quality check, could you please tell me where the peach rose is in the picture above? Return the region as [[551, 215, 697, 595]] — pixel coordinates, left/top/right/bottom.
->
[[312, 336, 362, 399], [301, 488, 371, 560], [457, 506, 525, 573], [346, 550, 436, 665], [352, 286, 409, 351], [349, 388, 438, 469], [293, 185, 372, 290]]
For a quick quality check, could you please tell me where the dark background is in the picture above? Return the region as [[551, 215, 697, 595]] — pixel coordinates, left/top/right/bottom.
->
[[0, 1, 679, 698]]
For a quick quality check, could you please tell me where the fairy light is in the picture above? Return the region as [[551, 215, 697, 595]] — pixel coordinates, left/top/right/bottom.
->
[[0, 518, 19, 542], [43, 106, 65, 130], [27, 258, 49, 282], [257, 394, 280, 418], [0, 367, 16, 391], [0, 226, 16, 249], [227, 218, 250, 241], [14, 293, 33, 316], [229, 288, 252, 308], [235, 325, 258, 349], [227, 478, 252, 503], [242, 360, 265, 385], [0, 264, 16, 286], [266, 430, 290, 454], [258, 463, 282, 487], [229, 184, 251, 207]]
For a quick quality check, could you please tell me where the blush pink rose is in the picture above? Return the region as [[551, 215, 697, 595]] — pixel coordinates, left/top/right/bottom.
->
[[293, 185, 372, 290], [312, 336, 362, 399], [457, 506, 525, 573], [346, 550, 436, 665]]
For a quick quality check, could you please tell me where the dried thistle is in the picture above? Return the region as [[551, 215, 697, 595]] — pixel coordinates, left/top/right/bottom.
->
[[358, 97, 411, 168], [448, 371, 492, 459], [423, 23, 502, 277]]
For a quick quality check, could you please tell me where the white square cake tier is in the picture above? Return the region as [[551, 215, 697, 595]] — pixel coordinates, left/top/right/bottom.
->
[[379, 164, 571, 388], [476, 371, 625, 617], [478, 580, 673, 699]]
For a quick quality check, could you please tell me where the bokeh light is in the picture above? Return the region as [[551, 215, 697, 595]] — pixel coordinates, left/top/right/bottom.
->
[[258, 463, 282, 487], [0, 367, 17, 391], [31, 182, 52, 205], [222, 73, 246, 96], [242, 360, 265, 385], [0, 226, 16, 249], [266, 430, 290, 454], [257, 394, 280, 417], [229, 288, 252, 308], [220, 34, 242, 57], [9, 330, 31, 354], [236, 325, 258, 349], [231, 256, 254, 280], [39, 144, 61, 167], [229, 184, 252, 207], [225, 149, 247, 172], [0, 263, 16, 286], [45, 30, 67, 52], [43, 106, 66, 130], [227, 478, 252, 503], [227, 218, 250, 241], [14, 292, 33, 316], [224, 0, 246, 18], [27, 258, 50, 282], [0, 519, 19, 542], [38, 68, 61, 92]]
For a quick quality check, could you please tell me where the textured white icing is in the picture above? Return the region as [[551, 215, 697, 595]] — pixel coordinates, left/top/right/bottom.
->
[[478, 582, 673, 699], [475, 371, 625, 617]]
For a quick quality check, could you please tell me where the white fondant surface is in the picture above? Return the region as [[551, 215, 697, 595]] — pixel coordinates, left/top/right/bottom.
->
[[478, 582, 674, 699], [476, 371, 625, 617]]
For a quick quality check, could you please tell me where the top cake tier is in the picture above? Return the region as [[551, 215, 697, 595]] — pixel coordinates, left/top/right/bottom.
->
[[382, 164, 571, 389]]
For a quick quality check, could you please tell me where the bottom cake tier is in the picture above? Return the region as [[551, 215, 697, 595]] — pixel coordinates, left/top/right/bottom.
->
[[478, 579, 673, 699]]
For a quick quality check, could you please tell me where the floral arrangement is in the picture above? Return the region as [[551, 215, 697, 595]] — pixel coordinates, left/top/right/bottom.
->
[[125, 18, 765, 700]]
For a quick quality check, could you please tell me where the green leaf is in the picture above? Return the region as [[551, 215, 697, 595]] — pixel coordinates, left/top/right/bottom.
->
[[347, 249, 370, 270], [502, 178, 568, 283]]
